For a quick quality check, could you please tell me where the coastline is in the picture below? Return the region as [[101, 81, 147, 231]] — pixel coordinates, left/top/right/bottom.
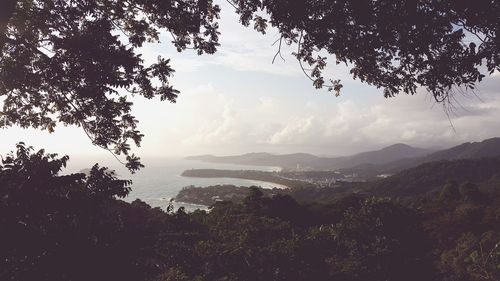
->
[[181, 169, 314, 190], [181, 176, 290, 190]]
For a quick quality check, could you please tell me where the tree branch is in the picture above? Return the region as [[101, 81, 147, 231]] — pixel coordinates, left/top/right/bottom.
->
[[0, 0, 19, 51], [296, 31, 336, 91], [272, 36, 285, 64], [456, 19, 487, 44], [60, 93, 127, 166]]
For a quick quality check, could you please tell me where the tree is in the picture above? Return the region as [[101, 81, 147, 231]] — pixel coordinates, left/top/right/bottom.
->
[[0, 0, 221, 171], [230, 0, 499, 99], [0, 143, 206, 281], [440, 232, 500, 281], [242, 185, 265, 211], [2, 1, 499, 170], [440, 180, 460, 201], [325, 197, 434, 281], [459, 182, 482, 202], [0, 143, 135, 280]]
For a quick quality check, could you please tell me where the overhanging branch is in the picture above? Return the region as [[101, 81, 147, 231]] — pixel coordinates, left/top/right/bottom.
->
[[0, 0, 18, 51]]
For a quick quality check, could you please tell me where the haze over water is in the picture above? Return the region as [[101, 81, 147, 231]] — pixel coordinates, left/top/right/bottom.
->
[[65, 158, 281, 211]]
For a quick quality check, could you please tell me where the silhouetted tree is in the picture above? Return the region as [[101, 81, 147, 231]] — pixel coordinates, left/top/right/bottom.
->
[[0, 143, 170, 281], [242, 185, 265, 211], [230, 0, 499, 99], [2, 143, 500, 280], [0, 0, 221, 171], [323, 197, 434, 281], [2, 1, 499, 169]]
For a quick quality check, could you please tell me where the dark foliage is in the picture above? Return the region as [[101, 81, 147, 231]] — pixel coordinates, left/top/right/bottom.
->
[[3, 145, 499, 280], [230, 0, 499, 99], [0, 145, 410, 280], [0, 0, 221, 171], [176, 184, 284, 206], [370, 157, 500, 197], [0, 144, 200, 281], [421, 191, 500, 281]]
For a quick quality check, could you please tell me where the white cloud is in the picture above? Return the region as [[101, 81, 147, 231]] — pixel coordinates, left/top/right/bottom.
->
[[183, 101, 240, 145], [128, 0, 500, 157], [268, 116, 319, 144], [161, 74, 500, 156], [258, 96, 277, 109]]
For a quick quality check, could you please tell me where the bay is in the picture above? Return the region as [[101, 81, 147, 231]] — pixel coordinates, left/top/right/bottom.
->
[[66, 158, 281, 212]]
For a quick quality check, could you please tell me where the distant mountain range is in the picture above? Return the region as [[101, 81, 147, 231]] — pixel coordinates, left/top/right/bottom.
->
[[346, 137, 500, 178], [186, 143, 435, 170], [187, 138, 500, 175]]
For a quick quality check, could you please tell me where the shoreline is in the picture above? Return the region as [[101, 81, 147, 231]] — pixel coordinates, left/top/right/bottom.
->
[[181, 169, 314, 190], [173, 200, 210, 211], [181, 176, 291, 190]]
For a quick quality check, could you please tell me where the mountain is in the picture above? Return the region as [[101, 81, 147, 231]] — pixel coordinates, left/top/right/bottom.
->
[[346, 137, 500, 177], [186, 152, 325, 169], [420, 137, 500, 161], [333, 143, 432, 168], [186, 144, 433, 170]]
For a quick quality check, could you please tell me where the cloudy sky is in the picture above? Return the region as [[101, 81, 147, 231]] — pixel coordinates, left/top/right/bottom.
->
[[2, 1, 500, 163]]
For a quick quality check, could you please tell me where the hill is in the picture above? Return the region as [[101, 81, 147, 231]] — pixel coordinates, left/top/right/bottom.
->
[[186, 152, 323, 169], [334, 143, 432, 168], [186, 143, 433, 171], [369, 156, 500, 197], [346, 137, 500, 178]]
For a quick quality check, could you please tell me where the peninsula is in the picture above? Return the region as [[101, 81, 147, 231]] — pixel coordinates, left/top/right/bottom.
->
[[180, 169, 315, 189]]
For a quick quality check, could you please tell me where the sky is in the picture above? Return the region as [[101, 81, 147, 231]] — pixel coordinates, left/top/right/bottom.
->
[[2, 1, 500, 163]]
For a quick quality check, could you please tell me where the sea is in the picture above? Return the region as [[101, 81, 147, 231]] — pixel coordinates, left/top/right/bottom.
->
[[65, 158, 282, 212]]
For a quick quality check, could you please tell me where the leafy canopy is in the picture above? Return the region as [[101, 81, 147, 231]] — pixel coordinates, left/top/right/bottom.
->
[[1, 0, 499, 171], [0, 0, 221, 171], [231, 0, 499, 97], [0, 142, 131, 199]]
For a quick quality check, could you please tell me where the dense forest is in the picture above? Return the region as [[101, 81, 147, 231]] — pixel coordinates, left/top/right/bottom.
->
[[1, 144, 499, 281]]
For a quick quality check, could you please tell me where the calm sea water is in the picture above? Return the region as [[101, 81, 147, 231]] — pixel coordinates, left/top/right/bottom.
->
[[65, 158, 281, 212]]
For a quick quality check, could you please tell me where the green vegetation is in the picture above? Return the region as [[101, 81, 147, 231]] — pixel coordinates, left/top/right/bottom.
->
[[2, 144, 499, 280], [343, 138, 500, 179], [175, 185, 280, 206], [370, 157, 500, 197], [178, 156, 500, 207]]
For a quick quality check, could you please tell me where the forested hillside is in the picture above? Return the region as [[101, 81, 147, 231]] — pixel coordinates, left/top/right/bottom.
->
[[370, 157, 500, 197], [344, 138, 500, 178], [2, 145, 498, 280]]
